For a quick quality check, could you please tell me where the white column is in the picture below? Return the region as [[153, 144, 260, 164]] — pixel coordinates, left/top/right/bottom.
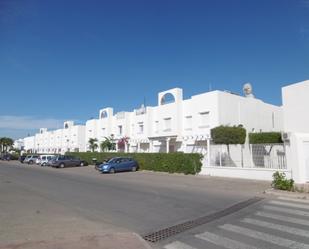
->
[[207, 138, 211, 166], [124, 142, 128, 153], [149, 140, 153, 153], [166, 138, 170, 153], [137, 142, 141, 152]]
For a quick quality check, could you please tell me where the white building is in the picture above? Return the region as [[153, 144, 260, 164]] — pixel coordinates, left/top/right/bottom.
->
[[23, 136, 36, 153], [23, 121, 86, 154], [13, 139, 24, 151], [21, 85, 283, 169], [282, 80, 309, 183], [84, 86, 282, 156]]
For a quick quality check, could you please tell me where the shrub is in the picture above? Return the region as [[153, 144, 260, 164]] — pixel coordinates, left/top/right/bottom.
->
[[211, 125, 246, 145], [272, 171, 294, 191], [249, 132, 283, 144], [66, 152, 203, 175]]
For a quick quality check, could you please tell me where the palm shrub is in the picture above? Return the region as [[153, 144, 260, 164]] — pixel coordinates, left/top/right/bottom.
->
[[88, 138, 98, 152]]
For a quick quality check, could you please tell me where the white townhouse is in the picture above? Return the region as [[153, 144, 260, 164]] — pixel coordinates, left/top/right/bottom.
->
[[85, 85, 283, 155], [21, 84, 282, 159], [282, 80, 309, 183], [23, 135, 36, 153], [23, 121, 86, 154]]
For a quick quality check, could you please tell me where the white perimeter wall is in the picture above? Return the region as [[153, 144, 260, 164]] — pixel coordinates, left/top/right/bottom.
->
[[282, 80, 309, 133]]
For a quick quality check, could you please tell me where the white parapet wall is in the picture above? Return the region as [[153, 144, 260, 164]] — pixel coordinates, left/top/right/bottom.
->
[[200, 166, 292, 181]]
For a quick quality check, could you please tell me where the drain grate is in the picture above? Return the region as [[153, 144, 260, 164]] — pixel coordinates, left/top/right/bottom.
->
[[143, 196, 263, 243]]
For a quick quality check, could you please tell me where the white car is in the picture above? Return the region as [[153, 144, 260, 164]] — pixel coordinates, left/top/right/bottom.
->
[[36, 155, 56, 166]]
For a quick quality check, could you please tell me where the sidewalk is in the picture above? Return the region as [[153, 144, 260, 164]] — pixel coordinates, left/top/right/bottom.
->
[[0, 233, 152, 249]]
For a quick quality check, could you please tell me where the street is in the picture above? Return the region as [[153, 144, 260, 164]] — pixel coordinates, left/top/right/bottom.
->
[[0, 160, 296, 248]]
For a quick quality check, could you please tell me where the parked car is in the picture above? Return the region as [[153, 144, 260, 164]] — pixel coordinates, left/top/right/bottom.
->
[[94, 158, 112, 170], [36, 155, 56, 166], [49, 155, 87, 168], [23, 155, 39, 164], [98, 157, 139, 174], [19, 155, 27, 163], [0, 153, 11, 161]]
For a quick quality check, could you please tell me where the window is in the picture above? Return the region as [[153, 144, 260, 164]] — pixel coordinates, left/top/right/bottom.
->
[[199, 111, 210, 127], [154, 121, 159, 133], [185, 116, 192, 130], [138, 122, 144, 134], [164, 118, 172, 132], [118, 125, 123, 135]]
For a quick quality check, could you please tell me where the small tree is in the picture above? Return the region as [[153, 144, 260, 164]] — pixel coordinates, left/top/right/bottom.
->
[[88, 138, 98, 152], [117, 137, 129, 152], [0, 137, 14, 153], [211, 125, 246, 157], [100, 137, 116, 152]]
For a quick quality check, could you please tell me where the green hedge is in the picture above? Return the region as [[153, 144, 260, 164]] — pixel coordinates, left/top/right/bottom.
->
[[211, 125, 246, 145], [249, 132, 283, 144], [66, 152, 203, 175]]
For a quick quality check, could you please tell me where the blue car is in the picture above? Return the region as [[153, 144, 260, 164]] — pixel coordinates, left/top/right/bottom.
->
[[99, 157, 139, 174]]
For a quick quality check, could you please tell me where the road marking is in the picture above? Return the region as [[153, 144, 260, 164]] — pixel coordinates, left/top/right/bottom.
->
[[269, 200, 309, 210], [263, 205, 309, 217], [256, 211, 309, 226], [278, 197, 309, 204], [242, 217, 309, 238], [164, 241, 196, 249], [196, 231, 259, 249], [221, 224, 309, 249]]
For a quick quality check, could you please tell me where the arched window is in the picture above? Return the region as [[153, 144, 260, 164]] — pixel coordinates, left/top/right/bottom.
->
[[160, 93, 176, 105], [101, 110, 108, 119], [64, 123, 69, 129]]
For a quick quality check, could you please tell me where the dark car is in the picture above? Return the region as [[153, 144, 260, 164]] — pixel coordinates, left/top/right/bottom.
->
[[98, 157, 139, 174], [49, 155, 87, 168], [0, 153, 11, 161], [19, 155, 27, 163]]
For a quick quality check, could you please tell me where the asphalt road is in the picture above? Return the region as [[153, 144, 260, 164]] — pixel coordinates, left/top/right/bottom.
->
[[0, 161, 269, 247]]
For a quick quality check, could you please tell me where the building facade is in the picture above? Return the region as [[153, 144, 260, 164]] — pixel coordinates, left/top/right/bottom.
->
[[282, 80, 309, 183], [23, 121, 86, 154], [22, 85, 283, 162]]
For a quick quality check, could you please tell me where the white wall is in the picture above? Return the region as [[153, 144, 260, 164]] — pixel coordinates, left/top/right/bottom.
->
[[217, 91, 283, 133], [282, 80, 309, 133], [283, 80, 309, 183]]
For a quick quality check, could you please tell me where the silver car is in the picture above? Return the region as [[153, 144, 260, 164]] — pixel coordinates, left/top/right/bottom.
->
[[23, 155, 39, 164]]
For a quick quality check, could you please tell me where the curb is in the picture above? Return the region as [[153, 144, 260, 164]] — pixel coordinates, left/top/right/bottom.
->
[[264, 188, 309, 200]]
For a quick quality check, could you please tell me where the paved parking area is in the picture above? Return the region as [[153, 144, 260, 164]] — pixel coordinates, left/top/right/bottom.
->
[[0, 161, 270, 248]]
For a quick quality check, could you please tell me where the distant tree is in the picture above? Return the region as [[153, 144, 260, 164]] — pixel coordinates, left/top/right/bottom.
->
[[100, 137, 116, 152], [88, 138, 98, 152], [0, 137, 14, 153]]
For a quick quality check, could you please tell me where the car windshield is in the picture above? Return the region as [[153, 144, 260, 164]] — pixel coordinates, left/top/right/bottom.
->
[[107, 158, 119, 163]]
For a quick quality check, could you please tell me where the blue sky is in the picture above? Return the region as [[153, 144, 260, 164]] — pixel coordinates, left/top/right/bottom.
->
[[0, 0, 308, 139]]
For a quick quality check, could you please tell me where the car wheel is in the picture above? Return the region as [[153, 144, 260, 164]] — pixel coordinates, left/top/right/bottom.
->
[[80, 162, 84, 167], [29, 160, 33, 165], [60, 163, 65, 168], [131, 166, 137, 172], [42, 163, 46, 167], [109, 167, 115, 174]]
